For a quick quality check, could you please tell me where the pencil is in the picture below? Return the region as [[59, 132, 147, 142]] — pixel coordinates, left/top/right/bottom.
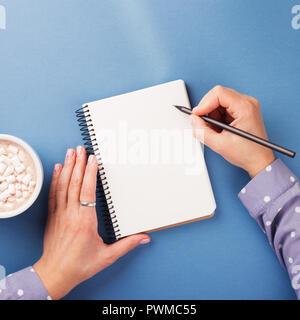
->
[[173, 105, 296, 158]]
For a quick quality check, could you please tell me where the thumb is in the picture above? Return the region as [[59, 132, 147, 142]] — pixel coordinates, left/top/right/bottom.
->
[[107, 234, 151, 261], [190, 115, 222, 153]]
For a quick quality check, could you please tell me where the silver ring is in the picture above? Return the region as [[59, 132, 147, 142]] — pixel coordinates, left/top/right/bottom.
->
[[80, 201, 96, 207]]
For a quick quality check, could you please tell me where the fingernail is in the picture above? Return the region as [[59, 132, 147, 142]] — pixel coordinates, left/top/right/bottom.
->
[[54, 164, 61, 173], [190, 115, 195, 125], [140, 238, 150, 245], [66, 149, 74, 161], [77, 146, 83, 156], [88, 154, 96, 164]]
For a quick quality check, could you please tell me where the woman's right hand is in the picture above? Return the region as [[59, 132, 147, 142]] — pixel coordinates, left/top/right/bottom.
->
[[190, 85, 275, 178]]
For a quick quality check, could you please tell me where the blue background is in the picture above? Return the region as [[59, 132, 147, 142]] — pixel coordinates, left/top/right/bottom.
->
[[0, 0, 299, 300]]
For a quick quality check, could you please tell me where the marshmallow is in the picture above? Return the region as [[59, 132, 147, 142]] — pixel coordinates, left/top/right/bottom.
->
[[15, 164, 25, 174], [11, 156, 21, 167], [8, 184, 15, 195], [0, 181, 8, 192], [4, 203, 13, 209], [16, 173, 25, 182], [3, 166, 13, 177], [15, 183, 21, 190], [22, 174, 31, 186], [16, 197, 24, 203], [7, 145, 18, 154], [18, 150, 26, 162], [29, 181, 36, 190], [0, 155, 10, 165], [0, 162, 7, 175], [0, 147, 5, 155], [6, 175, 16, 184], [22, 184, 28, 191], [0, 190, 10, 201], [7, 196, 15, 203], [23, 191, 29, 198], [16, 190, 22, 198]]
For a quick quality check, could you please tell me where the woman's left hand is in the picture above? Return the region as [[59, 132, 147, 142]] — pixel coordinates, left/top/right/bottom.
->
[[34, 146, 150, 300]]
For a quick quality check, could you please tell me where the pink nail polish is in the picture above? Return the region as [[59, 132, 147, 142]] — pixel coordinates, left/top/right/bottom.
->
[[66, 149, 74, 160], [76, 146, 83, 156], [54, 164, 61, 173], [88, 155, 95, 164], [140, 238, 150, 245], [190, 116, 195, 125]]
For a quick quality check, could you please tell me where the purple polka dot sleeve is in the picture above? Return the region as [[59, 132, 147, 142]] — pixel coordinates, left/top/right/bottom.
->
[[0, 266, 51, 300], [239, 158, 300, 299]]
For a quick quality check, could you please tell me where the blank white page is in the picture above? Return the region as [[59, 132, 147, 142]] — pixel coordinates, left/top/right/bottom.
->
[[86, 80, 216, 238]]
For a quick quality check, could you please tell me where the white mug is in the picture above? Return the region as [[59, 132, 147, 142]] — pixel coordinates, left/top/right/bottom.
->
[[0, 134, 44, 218]]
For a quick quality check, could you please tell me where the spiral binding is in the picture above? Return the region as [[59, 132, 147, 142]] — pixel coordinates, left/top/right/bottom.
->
[[75, 105, 121, 241]]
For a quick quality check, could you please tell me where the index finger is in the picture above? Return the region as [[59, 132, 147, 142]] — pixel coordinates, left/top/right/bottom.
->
[[48, 163, 62, 215], [193, 85, 243, 117]]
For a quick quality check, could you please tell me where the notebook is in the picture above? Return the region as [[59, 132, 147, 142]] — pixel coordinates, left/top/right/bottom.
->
[[76, 80, 216, 240]]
